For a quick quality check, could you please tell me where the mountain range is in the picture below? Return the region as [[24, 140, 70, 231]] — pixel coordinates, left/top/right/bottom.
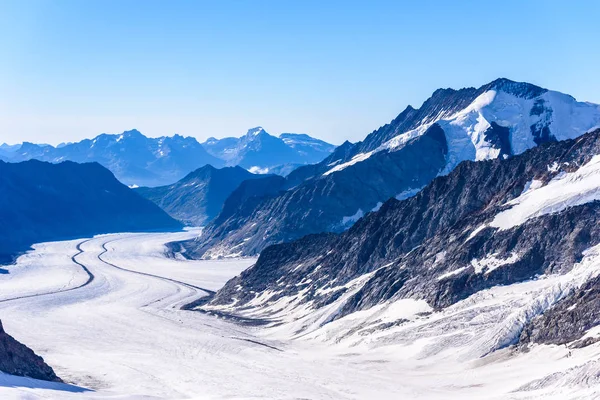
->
[[135, 165, 265, 226], [1, 128, 335, 187], [0, 160, 182, 262], [202, 127, 600, 353], [3, 77, 600, 397], [178, 78, 600, 259], [201, 127, 335, 173]]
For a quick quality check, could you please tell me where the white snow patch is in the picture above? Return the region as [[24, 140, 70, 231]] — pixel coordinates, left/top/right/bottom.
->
[[437, 266, 468, 280], [466, 224, 488, 242], [522, 179, 544, 195], [323, 151, 373, 176], [547, 162, 560, 172], [396, 186, 424, 201], [248, 166, 270, 174], [341, 208, 364, 225], [471, 252, 521, 274], [491, 154, 600, 230]]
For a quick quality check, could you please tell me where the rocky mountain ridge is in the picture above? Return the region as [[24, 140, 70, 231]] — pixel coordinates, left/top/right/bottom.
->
[[135, 165, 265, 226], [2, 128, 334, 187], [202, 128, 600, 353], [180, 78, 600, 259]]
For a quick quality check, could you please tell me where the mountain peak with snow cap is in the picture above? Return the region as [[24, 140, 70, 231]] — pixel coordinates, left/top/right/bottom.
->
[[245, 127, 267, 137], [190, 78, 600, 259], [484, 78, 548, 99], [121, 129, 144, 138]]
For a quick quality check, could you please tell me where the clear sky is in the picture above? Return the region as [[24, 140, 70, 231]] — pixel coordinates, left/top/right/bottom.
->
[[1, 0, 598, 145]]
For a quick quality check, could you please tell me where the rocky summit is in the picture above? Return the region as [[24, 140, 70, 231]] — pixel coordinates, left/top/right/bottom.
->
[[178, 79, 600, 259], [204, 128, 600, 354]]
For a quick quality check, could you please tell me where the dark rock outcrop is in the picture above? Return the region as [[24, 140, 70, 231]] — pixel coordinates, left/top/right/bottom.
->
[[520, 275, 600, 347], [0, 320, 61, 382]]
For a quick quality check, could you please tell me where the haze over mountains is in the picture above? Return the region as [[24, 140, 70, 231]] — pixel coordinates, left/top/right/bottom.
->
[[181, 78, 600, 259], [0, 128, 335, 187]]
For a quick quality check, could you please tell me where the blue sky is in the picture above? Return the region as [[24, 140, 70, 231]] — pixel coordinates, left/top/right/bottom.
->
[[1, 0, 598, 145]]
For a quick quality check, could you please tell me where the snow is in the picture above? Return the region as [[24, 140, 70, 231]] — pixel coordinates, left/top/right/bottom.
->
[[437, 266, 468, 280], [582, 326, 600, 340], [323, 151, 373, 175], [202, 242, 600, 400], [341, 208, 364, 225], [466, 224, 488, 242], [522, 179, 544, 195], [248, 166, 269, 174], [491, 154, 600, 230], [470, 252, 521, 274], [322, 88, 600, 177], [548, 162, 560, 172], [2, 232, 600, 399], [396, 186, 424, 200]]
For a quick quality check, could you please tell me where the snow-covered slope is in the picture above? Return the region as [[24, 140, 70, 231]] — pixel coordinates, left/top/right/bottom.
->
[[325, 82, 600, 176], [2, 231, 600, 399], [205, 129, 600, 362], [185, 79, 600, 258]]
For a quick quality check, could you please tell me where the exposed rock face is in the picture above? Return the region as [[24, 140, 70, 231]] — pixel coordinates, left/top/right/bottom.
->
[[192, 124, 447, 258], [209, 129, 600, 340], [0, 320, 61, 382], [0, 160, 182, 262], [520, 275, 600, 347], [135, 165, 265, 226], [183, 79, 600, 258]]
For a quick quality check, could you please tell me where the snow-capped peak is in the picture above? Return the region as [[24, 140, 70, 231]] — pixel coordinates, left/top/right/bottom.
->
[[324, 79, 600, 176], [484, 77, 547, 99], [246, 127, 266, 137]]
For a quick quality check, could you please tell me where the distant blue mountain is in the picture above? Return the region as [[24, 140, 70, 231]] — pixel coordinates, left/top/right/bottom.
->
[[202, 127, 335, 175], [1, 130, 223, 187], [135, 165, 266, 226], [2, 128, 335, 186], [0, 159, 182, 262]]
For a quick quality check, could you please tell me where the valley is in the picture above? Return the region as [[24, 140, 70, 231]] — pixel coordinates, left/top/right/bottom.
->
[[3, 3, 599, 397], [1, 231, 598, 399]]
